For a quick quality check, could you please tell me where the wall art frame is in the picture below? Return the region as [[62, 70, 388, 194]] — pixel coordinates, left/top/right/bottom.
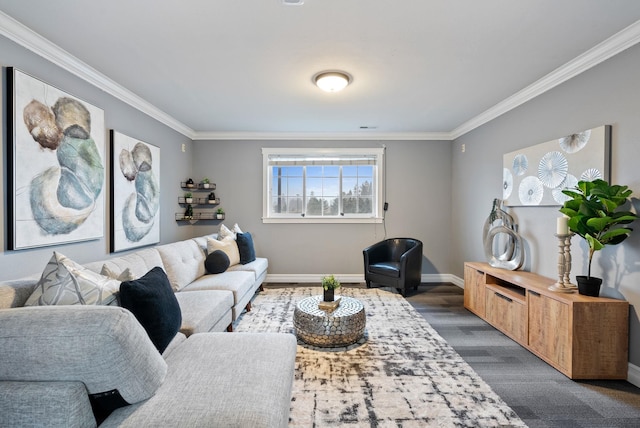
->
[[502, 125, 611, 207], [110, 130, 160, 252], [7, 67, 105, 250]]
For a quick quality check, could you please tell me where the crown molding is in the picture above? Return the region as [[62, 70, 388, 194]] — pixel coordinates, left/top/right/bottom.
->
[[0, 11, 196, 139], [451, 19, 640, 140], [3, 10, 639, 143], [191, 131, 453, 141]]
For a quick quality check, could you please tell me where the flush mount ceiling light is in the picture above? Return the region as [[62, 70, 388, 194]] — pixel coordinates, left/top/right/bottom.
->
[[313, 71, 352, 93]]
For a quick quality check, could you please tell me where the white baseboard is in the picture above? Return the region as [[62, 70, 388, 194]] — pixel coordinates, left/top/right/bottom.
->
[[627, 363, 640, 387], [265, 273, 465, 287]]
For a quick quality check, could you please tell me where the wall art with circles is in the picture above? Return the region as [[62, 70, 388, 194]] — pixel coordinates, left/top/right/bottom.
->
[[502, 125, 610, 207]]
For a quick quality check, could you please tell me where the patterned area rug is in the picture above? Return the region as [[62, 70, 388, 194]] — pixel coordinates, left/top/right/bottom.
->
[[235, 287, 526, 427]]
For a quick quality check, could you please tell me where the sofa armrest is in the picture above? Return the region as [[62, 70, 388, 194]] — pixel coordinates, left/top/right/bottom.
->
[[0, 305, 167, 404], [0, 381, 96, 428]]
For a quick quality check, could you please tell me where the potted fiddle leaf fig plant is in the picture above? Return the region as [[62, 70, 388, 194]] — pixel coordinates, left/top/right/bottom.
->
[[321, 274, 341, 302], [560, 179, 638, 296]]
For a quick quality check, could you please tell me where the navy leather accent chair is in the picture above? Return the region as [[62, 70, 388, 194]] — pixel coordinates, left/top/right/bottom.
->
[[363, 238, 423, 296]]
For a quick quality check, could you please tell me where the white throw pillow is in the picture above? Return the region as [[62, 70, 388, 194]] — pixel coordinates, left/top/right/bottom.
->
[[218, 223, 243, 240], [207, 237, 240, 266], [26, 252, 121, 306], [101, 265, 135, 281]]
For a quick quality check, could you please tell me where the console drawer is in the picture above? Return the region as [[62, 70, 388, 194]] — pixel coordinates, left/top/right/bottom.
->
[[485, 285, 527, 343]]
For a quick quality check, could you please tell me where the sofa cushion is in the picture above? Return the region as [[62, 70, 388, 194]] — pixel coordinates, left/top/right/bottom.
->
[[369, 262, 402, 278], [191, 233, 218, 254], [227, 257, 268, 281], [156, 240, 206, 291], [174, 290, 234, 336], [0, 306, 167, 404], [236, 232, 256, 264], [207, 236, 240, 266], [204, 250, 230, 274], [183, 270, 254, 306], [25, 252, 120, 306], [84, 248, 164, 280], [100, 333, 297, 428], [119, 267, 182, 353]]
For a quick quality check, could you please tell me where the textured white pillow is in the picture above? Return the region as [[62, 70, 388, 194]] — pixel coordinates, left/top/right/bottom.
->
[[101, 265, 135, 281], [207, 237, 240, 266], [26, 252, 121, 306], [218, 223, 243, 240]]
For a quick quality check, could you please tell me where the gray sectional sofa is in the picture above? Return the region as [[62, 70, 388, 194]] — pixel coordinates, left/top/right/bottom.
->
[[0, 233, 297, 427]]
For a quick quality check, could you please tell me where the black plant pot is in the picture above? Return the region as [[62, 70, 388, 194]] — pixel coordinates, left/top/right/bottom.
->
[[323, 289, 334, 302], [576, 276, 603, 297]]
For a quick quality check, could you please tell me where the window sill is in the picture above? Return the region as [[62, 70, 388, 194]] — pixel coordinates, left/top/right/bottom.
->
[[262, 217, 383, 224]]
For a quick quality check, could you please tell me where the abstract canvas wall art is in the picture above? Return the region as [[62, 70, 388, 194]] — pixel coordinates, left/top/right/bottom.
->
[[502, 125, 611, 207], [110, 130, 160, 252], [7, 68, 105, 250]]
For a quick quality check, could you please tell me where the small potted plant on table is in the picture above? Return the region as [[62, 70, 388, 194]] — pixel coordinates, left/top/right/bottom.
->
[[560, 179, 637, 296], [321, 275, 341, 302]]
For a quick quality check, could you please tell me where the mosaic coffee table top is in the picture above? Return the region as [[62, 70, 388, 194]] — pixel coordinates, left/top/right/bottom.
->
[[293, 295, 366, 348]]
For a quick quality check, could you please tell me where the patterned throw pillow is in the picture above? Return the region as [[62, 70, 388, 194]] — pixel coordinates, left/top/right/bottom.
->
[[207, 236, 240, 266], [25, 252, 120, 306]]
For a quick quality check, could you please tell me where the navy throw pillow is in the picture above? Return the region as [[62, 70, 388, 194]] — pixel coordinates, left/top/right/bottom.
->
[[119, 267, 181, 353], [205, 250, 230, 274], [236, 232, 256, 265]]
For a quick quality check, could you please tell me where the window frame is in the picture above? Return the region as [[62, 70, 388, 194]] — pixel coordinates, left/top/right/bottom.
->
[[262, 147, 385, 224]]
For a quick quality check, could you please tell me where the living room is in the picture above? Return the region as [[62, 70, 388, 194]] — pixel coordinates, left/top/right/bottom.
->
[[1, 1, 640, 426]]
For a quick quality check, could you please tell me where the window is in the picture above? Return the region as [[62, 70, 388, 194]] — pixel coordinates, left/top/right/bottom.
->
[[262, 148, 385, 223]]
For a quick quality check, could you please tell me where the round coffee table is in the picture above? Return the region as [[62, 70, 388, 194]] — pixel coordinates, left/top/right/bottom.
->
[[293, 295, 366, 347]]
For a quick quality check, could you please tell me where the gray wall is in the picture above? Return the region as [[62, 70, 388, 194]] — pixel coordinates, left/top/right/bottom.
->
[[451, 43, 640, 366], [192, 139, 452, 278], [0, 35, 193, 280]]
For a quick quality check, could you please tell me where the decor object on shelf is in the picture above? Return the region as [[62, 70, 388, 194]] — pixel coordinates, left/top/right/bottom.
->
[[216, 208, 225, 220], [184, 192, 193, 204], [321, 274, 340, 302], [184, 204, 194, 220], [202, 177, 211, 188], [503, 125, 610, 206], [110, 131, 160, 252], [208, 192, 217, 203], [185, 178, 195, 188], [7, 68, 106, 250], [313, 70, 351, 92], [560, 179, 638, 296], [482, 199, 524, 270], [548, 232, 577, 293]]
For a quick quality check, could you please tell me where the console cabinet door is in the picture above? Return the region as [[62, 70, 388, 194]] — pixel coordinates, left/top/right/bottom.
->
[[528, 290, 570, 373], [464, 265, 485, 317]]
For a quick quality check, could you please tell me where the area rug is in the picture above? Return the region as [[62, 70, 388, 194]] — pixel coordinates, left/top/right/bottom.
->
[[235, 287, 526, 427]]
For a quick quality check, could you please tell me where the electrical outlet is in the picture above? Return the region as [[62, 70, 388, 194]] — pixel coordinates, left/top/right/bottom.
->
[[181, 143, 186, 153], [461, 144, 466, 153]]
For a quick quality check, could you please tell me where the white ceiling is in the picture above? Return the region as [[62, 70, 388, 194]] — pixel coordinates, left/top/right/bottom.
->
[[1, 1, 640, 140]]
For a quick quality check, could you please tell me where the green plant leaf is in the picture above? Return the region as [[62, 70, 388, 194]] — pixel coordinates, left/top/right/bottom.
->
[[586, 234, 604, 251]]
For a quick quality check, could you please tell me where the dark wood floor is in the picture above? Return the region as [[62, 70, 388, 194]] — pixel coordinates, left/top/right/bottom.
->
[[406, 283, 640, 428]]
